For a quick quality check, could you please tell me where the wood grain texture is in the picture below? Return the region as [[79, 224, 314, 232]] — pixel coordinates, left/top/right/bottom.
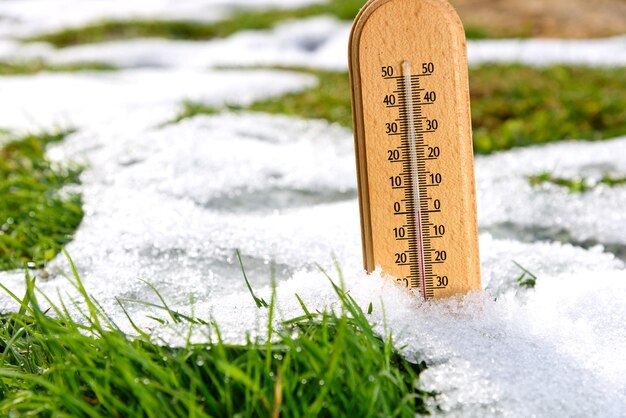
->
[[349, 0, 481, 298]]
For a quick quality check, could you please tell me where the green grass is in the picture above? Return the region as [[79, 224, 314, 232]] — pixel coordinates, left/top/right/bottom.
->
[[27, 0, 365, 48], [174, 69, 353, 126], [0, 60, 116, 76], [0, 131, 83, 270], [176, 65, 626, 154], [529, 171, 626, 193], [513, 261, 537, 288], [470, 65, 626, 153], [0, 257, 431, 417], [463, 25, 531, 40]]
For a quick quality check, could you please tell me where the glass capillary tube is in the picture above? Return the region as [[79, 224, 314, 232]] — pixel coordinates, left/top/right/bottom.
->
[[402, 60, 427, 299]]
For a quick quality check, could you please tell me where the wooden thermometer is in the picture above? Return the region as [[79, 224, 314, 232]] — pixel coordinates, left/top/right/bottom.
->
[[349, 0, 481, 299]]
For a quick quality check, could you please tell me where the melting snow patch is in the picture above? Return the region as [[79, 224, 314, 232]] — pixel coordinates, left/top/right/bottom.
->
[[0, 113, 360, 315], [1, 112, 625, 416], [13, 16, 351, 71], [0, 68, 315, 133], [468, 36, 626, 67], [0, 0, 326, 39], [477, 136, 626, 250], [8, 17, 625, 70]]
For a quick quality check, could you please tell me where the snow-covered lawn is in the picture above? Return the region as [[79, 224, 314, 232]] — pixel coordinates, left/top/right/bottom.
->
[[1, 2, 625, 416], [3, 16, 626, 69]]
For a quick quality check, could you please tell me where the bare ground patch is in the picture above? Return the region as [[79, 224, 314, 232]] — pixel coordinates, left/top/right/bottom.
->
[[451, 0, 626, 38]]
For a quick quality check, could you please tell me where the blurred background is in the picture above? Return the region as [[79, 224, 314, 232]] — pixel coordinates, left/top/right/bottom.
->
[[453, 0, 626, 38]]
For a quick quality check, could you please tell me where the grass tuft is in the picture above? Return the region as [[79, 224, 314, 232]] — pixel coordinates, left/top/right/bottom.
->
[[0, 257, 432, 417], [513, 261, 537, 288], [529, 171, 626, 193], [237, 249, 269, 309], [0, 130, 83, 271]]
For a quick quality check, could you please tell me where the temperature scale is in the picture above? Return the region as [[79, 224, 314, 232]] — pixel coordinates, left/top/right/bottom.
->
[[349, 0, 481, 299]]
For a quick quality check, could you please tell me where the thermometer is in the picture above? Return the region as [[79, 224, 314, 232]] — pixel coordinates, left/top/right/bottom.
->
[[349, 0, 481, 299]]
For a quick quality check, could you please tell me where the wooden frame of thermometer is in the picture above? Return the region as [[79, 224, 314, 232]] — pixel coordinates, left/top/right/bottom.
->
[[349, 0, 481, 299]]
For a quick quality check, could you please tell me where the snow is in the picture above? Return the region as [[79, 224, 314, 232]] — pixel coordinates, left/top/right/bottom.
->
[[1, 3, 626, 417], [5, 17, 351, 70], [0, 69, 316, 133], [477, 137, 626, 248], [468, 36, 626, 67]]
